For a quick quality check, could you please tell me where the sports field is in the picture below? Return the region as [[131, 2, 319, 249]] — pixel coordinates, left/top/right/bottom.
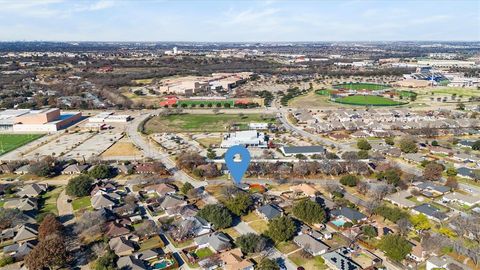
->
[[143, 113, 276, 133], [0, 134, 44, 155], [334, 95, 405, 106], [333, 83, 390, 91]]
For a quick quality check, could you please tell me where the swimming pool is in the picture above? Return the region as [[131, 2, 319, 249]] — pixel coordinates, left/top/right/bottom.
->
[[331, 218, 347, 227], [152, 259, 174, 269]]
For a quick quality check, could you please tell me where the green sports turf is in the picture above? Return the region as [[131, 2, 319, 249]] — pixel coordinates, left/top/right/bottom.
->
[[0, 134, 44, 156], [334, 95, 406, 106], [333, 83, 390, 91]]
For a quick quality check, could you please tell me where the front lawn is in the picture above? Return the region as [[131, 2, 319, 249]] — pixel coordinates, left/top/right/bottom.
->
[[249, 219, 269, 234], [194, 247, 214, 259], [276, 241, 299, 254], [72, 196, 91, 211], [139, 235, 164, 251], [288, 251, 327, 269], [39, 186, 63, 215]]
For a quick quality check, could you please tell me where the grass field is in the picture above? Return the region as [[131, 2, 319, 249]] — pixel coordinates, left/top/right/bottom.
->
[[39, 187, 63, 216], [143, 113, 276, 133], [333, 82, 390, 90], [334, 95, 406, 106], [72, 196, 91, 211], [289, 91, 337, 108], [176, 100, 234, 108], [289, 251, 327, 269], [0, 134, 44, 155], [101, 138, 142, 157]]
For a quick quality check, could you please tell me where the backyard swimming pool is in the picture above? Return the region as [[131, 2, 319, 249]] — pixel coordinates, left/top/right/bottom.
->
[[331, 218, 348, 227], [152, 259, 174, 269]]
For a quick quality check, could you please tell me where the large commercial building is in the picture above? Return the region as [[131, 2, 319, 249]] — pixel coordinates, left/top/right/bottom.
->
[[88, 112, 132, 123], [220, 130, 268, 148], [0, 108, 81, 132]]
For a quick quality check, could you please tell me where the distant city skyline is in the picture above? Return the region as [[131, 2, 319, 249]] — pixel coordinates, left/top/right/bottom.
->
[[0, 0, 479, 42]]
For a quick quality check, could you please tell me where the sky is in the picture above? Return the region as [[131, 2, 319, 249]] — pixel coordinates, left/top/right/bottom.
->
[[0, 0, 479, 42]]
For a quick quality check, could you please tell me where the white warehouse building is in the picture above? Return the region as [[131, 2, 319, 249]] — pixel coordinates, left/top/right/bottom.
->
[[220, 130, 269, 148]]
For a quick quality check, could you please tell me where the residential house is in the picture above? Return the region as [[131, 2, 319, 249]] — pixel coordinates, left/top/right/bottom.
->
[[16, 184, 47, 198], [62, 164, 89, 175], [145, 183, 176, 197], [219, 248, 254, 270], [330, 207, 367, 223], [13, 224, 38, 243], [165, 204, 199, 218], [256, 204, 282, 221], [14, 164, 30, 175], [179, 216, 212, 237], [195, 232, 232, 253], [384, 190, 416, 209], [411, 204, 448, 222], [407, 240, 426, 262], [91, 193, 116, 210], [114, 163, 134, 174], [428, 146, 454, 156], [109, 236, 137, 256], [116, 255, 147, 270], [3, 198, 38, 212], [457, 167, 478, 180], [442, 192, 480, 207], [160, 194, 187, 211], [105, 221, 131, 238], [280, 146, 326, 157], [2, 241, 36, 260], [413, 182, 450, 197], [290, 183, 319, 198], [322, 248, 361, 270], [426, 255, 471, 270], [293, 234, 329, 256], [403, 153, 426, 164], [0, 163, 15, 174]]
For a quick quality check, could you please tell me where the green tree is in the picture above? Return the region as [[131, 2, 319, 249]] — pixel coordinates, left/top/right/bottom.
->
[[0, 256, 14, 267], [446, 167, 457, 177], [457, 102, 465, 110], [378, 234, 412, 262], [357, 139, 372, 150], [180, 182, 194, 194], [88, 164, 112, 179], [376, 169, 402, 186], [374, 205, 410, 223], [197, 204, 232, 229], [357, 150, 369, 159], [266, 216, 296, 243], [95, 249, 117, 270], [340, 174, 359, 187], [224, 192, 253, 216], [385, 137, 395, 146], [206, 148, 216, 159], [236, 233, 267, 254], [472, 140, 480, 151], [257, 258, 280, 270], [292, 199, 326, 224], [410, 214, 431, 231], [399, 137, 418, 153], [66, 174, 93, 197], [361, 225, 378, 239], [431, 140, 439, 146]]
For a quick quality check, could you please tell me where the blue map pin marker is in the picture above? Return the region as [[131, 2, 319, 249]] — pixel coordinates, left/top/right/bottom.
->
[[225, 145, 251, 184]]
